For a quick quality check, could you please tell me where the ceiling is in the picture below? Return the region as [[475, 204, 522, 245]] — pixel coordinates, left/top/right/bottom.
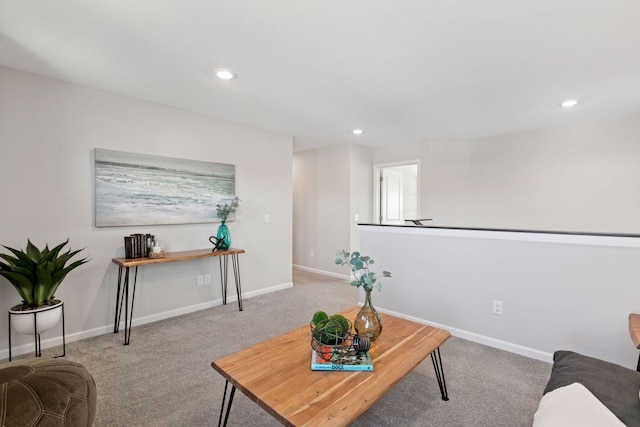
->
[[1, 1, 640, 152]]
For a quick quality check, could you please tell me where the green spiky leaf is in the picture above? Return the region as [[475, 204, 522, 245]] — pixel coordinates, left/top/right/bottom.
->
[[0, 239, 88, 308]]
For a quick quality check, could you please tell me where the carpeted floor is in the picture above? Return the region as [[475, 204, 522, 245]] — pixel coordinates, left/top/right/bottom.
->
[[6, 270, 552, 426]]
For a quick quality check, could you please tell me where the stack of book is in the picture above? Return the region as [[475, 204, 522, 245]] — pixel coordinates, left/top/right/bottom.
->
[[124, 234, 154, 259], [311, 347, 373, 371]]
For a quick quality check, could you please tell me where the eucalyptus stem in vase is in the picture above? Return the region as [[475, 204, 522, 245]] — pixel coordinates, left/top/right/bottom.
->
[[212, 197, 239, 251], [335, 250, 391, 340]]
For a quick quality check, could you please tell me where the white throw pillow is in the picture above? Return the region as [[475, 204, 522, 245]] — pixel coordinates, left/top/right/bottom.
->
[[533, 382, 625, 427]]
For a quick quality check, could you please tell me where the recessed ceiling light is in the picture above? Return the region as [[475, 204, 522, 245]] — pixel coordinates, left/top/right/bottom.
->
[[560, 99, 578, 107], [352, 129, 363, 135], [216, 70, 235, 80]]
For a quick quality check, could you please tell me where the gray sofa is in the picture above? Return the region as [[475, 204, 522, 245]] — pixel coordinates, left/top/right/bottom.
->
[[542, 351, 640, 426]]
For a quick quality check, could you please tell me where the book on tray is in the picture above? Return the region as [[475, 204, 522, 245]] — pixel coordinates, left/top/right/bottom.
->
[[310, 347, 373, 371]]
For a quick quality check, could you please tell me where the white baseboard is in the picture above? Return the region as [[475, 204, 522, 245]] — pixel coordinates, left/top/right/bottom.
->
[[0, 281, 294, 361], [293, 264, 350, 281], [121, 281, 293, 330], [1, 282, 551, 364], [376, 306, 554, 363]]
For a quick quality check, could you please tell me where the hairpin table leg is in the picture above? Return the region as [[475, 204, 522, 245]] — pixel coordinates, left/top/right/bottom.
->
[[431, 347, 449, 401], [217, 380, 236, 427]]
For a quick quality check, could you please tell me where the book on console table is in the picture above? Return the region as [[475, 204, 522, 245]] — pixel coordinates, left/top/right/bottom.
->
[[311, 348, 373, 371]]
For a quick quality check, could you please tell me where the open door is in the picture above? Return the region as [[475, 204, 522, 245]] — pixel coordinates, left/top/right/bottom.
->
[[380, 169, 404, 224], [374, 162, 419, 225]]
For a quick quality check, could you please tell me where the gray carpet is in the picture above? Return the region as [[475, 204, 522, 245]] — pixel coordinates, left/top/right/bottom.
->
[[5, 270, 552, 426]]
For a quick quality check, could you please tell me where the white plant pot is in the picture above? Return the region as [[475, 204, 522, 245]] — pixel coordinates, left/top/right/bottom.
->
[[9, 300, 63, 335]]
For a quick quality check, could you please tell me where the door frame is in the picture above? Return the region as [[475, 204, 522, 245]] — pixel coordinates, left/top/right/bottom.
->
[[373, 160, 421, 225]]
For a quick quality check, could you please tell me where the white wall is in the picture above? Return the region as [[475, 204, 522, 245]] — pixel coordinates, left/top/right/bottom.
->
[[373, 112, 640, 233], [293, 143, 351, 276], [360, 225, 640, 368], [349, 143, 373, 251], [0, 66, 293, 358], [292, 142, 372, 277]]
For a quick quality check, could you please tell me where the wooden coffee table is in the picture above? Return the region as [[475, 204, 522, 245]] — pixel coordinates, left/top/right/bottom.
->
[[628, 313, 640, 371], [211, 305, 451, 426]]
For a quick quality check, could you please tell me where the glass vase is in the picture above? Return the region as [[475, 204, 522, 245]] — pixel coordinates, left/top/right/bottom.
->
[[216, 221, 231, 250], [354, 288, 383, 340]]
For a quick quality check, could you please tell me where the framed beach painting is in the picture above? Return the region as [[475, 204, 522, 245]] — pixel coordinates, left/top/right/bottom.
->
[[94, 149, 235, 227]]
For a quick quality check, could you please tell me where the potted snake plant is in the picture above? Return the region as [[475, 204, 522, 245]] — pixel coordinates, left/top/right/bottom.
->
[[0, 239, 88, 335]]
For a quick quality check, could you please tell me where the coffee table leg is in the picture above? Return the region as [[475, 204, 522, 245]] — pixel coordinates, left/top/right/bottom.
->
[[218, 380, 236, 427], [430, 347, 449, 401]]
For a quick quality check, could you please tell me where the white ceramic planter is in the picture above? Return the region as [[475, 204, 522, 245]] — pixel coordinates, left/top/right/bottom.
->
[[9, 300, 63, 335]]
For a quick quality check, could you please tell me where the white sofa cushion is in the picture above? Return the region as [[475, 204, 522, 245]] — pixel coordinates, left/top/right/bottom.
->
[[533, 382, 625, 427]]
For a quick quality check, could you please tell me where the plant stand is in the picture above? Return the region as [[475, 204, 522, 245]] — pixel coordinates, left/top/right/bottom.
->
[[8, 302, 66, 361]]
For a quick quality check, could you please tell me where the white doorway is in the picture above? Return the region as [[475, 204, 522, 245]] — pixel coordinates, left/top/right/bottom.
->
[[381, 168, 404, 224], [374, 161, 420, 225]]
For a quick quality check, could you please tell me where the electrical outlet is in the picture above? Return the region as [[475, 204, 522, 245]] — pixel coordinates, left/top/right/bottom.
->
[[310, 249, 315, 258], [204, 274, 211, 285], [264, 214, 270, 223], [355, 213, 360, 222], [197, 275, 204, 286], [492, 300, 503, 315]]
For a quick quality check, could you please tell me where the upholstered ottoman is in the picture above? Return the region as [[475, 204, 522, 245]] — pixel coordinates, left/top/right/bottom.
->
[[0, 358, 96, 426]]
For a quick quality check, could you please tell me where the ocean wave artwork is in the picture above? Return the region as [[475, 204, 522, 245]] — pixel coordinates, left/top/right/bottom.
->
[[95, 149, 235, 227]]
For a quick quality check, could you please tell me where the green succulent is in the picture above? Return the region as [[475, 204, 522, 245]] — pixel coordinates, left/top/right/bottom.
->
[[313, 316, 350, 345], [0, 239, 88, 308], [312, 310, 329, 325], [329, 314, 349, 333]]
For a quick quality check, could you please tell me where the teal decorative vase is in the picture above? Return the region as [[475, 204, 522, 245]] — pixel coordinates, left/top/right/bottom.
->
[[216, 221, 231, 250], [354, 289, 383, 340]]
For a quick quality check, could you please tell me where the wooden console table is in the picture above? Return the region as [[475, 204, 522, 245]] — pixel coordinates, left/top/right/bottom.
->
[[111, 248, 245, 345]]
